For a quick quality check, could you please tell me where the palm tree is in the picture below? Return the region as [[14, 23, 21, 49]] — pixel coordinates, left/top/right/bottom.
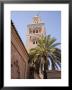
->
[[29, 35, 61, 79]]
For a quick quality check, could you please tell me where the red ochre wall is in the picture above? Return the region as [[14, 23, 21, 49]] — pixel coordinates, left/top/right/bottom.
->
[[11, 22, 29, 79]]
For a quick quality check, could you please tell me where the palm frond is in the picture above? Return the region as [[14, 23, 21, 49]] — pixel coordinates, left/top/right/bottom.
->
[[29, 34, 61, 78]]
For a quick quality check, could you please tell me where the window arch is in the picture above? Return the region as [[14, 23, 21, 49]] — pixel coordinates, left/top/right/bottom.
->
[[33, 41, 35, 44], [33, 30, 35, 33], [36, 30, 38, 33]]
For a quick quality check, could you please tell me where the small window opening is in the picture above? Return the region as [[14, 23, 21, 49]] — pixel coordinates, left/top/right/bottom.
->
[[36, 30, 38, 33], [33, 30, 35, 33], [33, 41, 35, 44]]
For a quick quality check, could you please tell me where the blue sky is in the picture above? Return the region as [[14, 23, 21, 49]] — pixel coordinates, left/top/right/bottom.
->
[[11, 11, 61, 49]]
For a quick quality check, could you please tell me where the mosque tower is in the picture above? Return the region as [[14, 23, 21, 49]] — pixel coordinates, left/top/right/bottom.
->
[[26, 14, 46, 52]]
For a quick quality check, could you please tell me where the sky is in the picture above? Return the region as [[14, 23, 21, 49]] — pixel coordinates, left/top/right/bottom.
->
[[11, 11, 61, 49]]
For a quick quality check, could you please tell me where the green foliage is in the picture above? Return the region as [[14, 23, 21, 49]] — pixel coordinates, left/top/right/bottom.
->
[[29, 35, 61, 79]]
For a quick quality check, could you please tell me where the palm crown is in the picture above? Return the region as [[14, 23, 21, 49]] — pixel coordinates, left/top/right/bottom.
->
[[29, 35, 61, 79]]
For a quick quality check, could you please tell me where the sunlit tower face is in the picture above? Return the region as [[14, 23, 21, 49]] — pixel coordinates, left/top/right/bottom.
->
[[26, 15, 46, 52]]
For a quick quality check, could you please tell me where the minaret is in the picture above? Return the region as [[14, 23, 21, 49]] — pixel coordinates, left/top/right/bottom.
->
[[26, 15, 46, 52]]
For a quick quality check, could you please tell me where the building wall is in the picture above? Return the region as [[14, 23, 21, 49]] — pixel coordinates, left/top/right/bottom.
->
[[34, 70, 61, 79], [11, 22, 29, 79], [47, 70, 61, 79]]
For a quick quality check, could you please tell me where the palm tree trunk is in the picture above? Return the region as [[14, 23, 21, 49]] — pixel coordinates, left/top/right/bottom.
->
[[43, 64, 47, 79], [43, 56, 48, 79]]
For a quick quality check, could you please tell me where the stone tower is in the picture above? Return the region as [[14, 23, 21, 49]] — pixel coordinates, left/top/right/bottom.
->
[[26, 15, 46, 52]]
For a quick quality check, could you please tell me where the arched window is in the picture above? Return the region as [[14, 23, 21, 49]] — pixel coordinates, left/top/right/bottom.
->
[[33, 41, 35, 44], [36, 30, 38, 33], [33, 30, 35, 33]]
